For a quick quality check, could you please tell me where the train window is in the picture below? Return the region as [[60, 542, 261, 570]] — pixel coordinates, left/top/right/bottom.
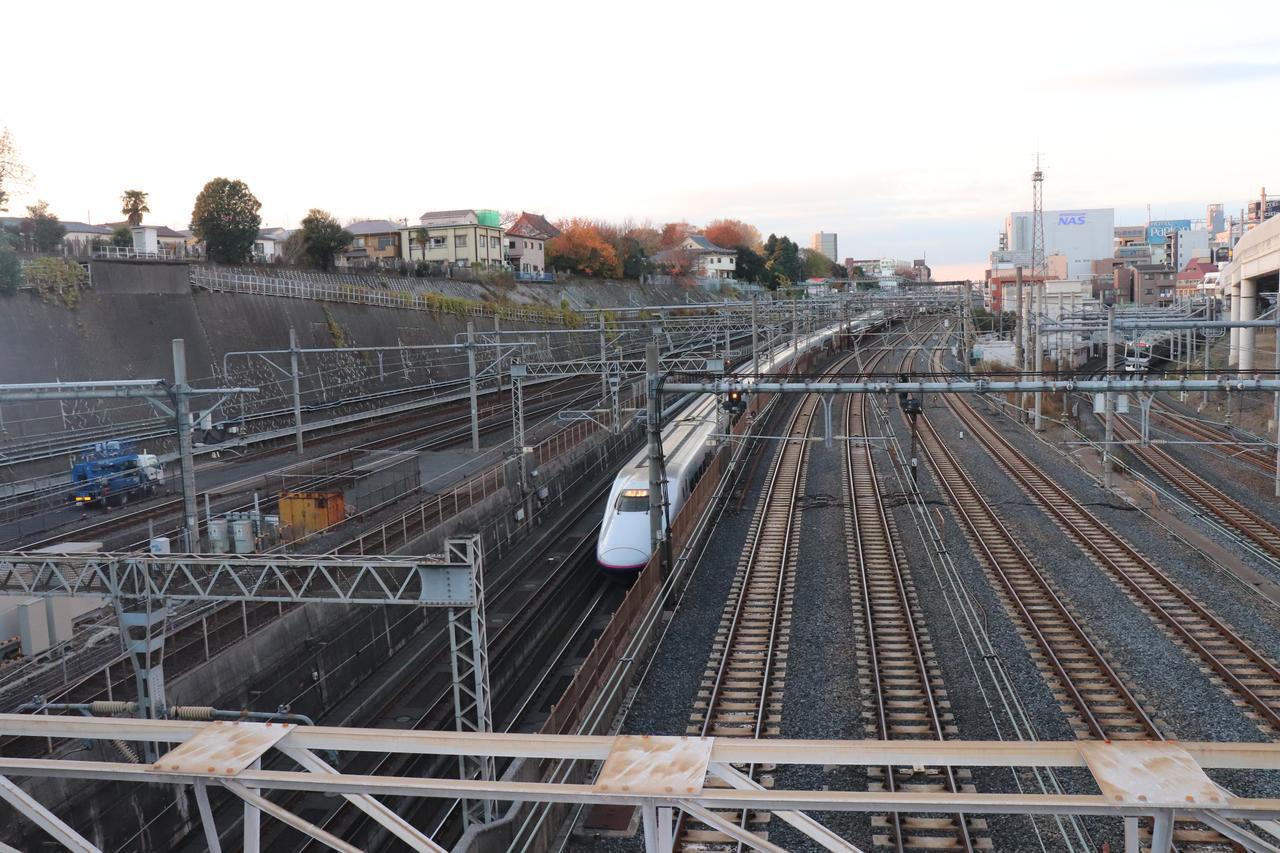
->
[[616, 488, 649, 512]]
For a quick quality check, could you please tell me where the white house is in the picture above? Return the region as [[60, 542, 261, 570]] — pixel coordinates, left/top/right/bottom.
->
[[653, 234, 737, 279]]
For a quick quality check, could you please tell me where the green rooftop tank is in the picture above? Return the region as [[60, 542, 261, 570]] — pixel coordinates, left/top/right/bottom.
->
[[476, 209, 500, 227]]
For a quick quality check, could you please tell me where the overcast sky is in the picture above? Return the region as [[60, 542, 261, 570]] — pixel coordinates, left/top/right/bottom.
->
[[4, 0, 1278, 280]]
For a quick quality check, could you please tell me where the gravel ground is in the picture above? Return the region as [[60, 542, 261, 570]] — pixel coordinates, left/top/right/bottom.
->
[[769, 415, 868, 851], [567, 392, 798, 853], [1098, 406, 1280, 590], [874, 379, 1106, 852], [927, 344, 1280, 806]]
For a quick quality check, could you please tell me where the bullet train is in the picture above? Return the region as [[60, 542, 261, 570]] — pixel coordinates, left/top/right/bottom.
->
[[596, 313, 884, 575]]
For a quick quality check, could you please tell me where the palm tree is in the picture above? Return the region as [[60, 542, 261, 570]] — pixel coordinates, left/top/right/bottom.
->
[[121, 190, 149, 226]]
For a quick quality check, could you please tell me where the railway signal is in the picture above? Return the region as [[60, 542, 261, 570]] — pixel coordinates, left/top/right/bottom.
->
[[721, 388, 748, 414]]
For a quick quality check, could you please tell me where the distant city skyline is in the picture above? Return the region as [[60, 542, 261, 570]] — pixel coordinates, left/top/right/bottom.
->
[[4, 0, 1278, 282]]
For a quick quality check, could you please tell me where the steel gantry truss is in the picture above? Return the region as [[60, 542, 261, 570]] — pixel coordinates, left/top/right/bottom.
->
[[0, 536, 492, 781], [2, 719, 1280, 852]]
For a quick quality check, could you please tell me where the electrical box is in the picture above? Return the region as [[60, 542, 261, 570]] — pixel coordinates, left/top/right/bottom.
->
[[278, 491, 346, 537]]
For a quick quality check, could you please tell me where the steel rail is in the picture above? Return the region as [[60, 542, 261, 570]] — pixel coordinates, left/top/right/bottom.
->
[[943, 373, 1280, 734], [849, 340, 977, 852]]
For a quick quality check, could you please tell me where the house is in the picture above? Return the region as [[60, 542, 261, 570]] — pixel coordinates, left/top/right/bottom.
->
[[255, 227, 290, 262], [61, 222, 115, 252], [505, 212, 560, 275], [654, 234, 737, 280], [1176, 259, 1218, 299], [340, 220, 404, 267], [399, 209, 505, 268]]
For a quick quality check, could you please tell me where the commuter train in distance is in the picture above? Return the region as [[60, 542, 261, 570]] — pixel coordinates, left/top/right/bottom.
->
[[596, 314, 883, 576]]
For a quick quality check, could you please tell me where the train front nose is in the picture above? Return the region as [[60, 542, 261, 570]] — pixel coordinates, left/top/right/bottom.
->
[[597, 546, 648, 572]]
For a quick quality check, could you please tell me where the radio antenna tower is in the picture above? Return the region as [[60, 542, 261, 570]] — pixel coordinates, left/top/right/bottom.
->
[[1031, 151, 1046, 278]]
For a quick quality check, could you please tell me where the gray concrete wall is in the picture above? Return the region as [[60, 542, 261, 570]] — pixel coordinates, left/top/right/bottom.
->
[[0, 261, 707, 483]]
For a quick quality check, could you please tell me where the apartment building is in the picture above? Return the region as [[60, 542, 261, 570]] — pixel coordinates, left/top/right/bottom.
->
[[399, 209, 505, 267]]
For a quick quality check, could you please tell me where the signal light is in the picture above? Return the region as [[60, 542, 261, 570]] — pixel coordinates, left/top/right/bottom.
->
[[722, 389, 747, 414]]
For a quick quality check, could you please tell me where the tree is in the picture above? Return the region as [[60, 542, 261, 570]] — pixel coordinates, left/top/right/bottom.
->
[[121, 190, 150, 226], [0, 245, 19, 295], [27, 201, 66, 254], [546, 219, 621, 278], [658, 221, 695, 249], [736, 246, 768, 284], [298, 209, 353, 272], [762, 234, 801, 288], [0, 128, 31, 212], [111, 225, 132, 248], [191, 178, 262, 263], [703, 219, 761, 252], [801, 248, 836, 280]]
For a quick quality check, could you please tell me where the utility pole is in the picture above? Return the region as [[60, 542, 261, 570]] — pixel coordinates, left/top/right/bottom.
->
[[1104, 305, 1116, 495], [645, 342, 664, 567], [751, 294, 760, 377], [466, 322, 480, 452], [1015, 267, 1025, 419], [172, 339, 199, 551], [289, 327, 303, 455], [792, 295, 799, 359], [1034, 282, 1043, 431], [1274, 310, 1280, 498], [598, 315, 609, 405]]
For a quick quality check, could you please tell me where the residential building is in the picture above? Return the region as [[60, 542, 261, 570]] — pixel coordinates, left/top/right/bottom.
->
[[844, 258, 880, 277], [912, 259, 932, 282], [1115, 264, 1176, 307], [811, 231, 838, 262], [341, 219, 403, 267], [506, 212, 560, 275], [399, 209, 505, 268], [1207, 203, 1225, 234], [255, 227, 290, 262], [654, 235, 738, 279], [1175, 259, 1218, 299], [60, 222, 114, 253], [1004, 207, 1115, 278], [1165, 228, 1210, 272]]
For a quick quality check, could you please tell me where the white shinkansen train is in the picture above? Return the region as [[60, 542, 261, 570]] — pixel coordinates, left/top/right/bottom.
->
[[596, 313, 883, 575]]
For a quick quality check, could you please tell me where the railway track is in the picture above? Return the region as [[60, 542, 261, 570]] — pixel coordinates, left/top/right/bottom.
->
[[11, 378, 587, 553], [1150, 404, 1275, 475], [938, 375, 1280, 737], [1112, 413, 1280, 561], [845, 342, 987, 851], [915, 341, 1274, 849], [674, 359, 829, 851]]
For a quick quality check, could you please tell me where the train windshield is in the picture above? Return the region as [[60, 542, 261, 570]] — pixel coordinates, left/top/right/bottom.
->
[[616, 488, 649, 512]]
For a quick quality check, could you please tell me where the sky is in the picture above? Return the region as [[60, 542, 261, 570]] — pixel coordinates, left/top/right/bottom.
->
[[4, 0, 1279, 281]]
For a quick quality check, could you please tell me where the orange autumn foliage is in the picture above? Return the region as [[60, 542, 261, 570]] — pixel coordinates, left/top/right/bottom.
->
[[546, 219, 622, 278]]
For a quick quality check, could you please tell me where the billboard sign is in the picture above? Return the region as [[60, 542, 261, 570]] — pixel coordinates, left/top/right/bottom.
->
[[1057, 212, 1090, 226], [1147, 219, 1191, 242]]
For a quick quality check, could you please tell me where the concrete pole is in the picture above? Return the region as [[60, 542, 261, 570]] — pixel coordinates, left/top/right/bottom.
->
[[1104, 305, 1116, 495], [289, 327, 303, 455], [645, 342, 664, 563], [172, 339, 200, 551], [1029, 284, 1039, 427], [1274, 311, 1280, 498], [751, 294, 759, 377], [466, 322, 480, 452], [598, 316, 608, 404], [961, 280, 972, 374], [792, 295, 798, 359], [1240, 277, 1258, 372], [1014, 268, 1025, 413], [1230, 280, 1241, 365]]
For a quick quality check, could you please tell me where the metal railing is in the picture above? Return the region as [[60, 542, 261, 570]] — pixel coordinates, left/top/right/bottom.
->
[[189, 266, 566, 323]]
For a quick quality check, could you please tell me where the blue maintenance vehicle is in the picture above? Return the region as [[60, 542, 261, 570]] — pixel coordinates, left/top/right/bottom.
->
[[67, 441, 164, 508]]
